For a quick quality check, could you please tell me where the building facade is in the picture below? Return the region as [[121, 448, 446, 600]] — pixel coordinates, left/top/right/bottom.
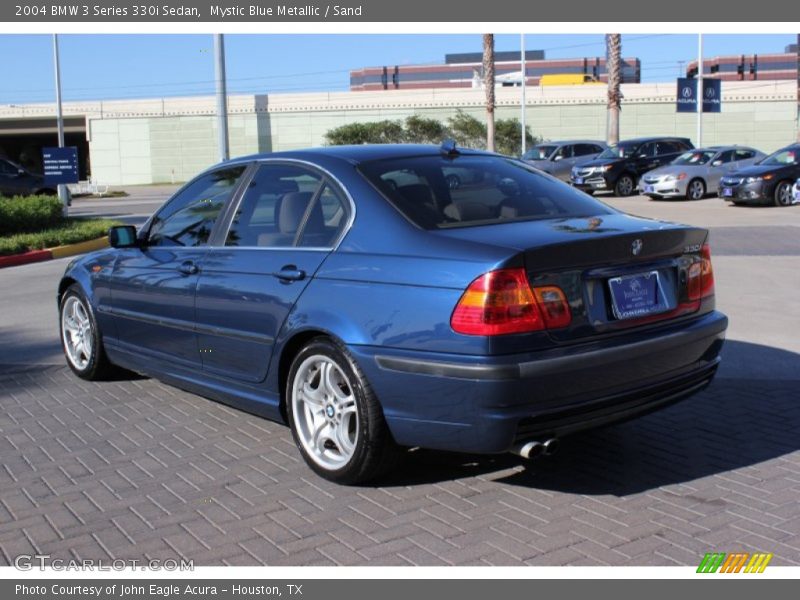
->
[[687, 44, 799, 81]]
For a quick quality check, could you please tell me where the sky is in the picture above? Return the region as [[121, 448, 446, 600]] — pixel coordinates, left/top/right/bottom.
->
[[0, 33, 796, 104]]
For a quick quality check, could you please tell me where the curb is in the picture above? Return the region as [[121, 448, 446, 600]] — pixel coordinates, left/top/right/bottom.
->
[[0, 236, 109, 269]]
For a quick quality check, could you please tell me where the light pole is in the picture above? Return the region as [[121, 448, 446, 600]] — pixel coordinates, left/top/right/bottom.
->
[[214, 34, 230, 162], [697, 33, 703, 147], [520, 33, 527, 156], [52, 34, 68, 215]]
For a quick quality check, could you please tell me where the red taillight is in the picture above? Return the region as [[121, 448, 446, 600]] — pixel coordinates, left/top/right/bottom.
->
[[687, 244, 715, 300], [451, 268, 571, 336]]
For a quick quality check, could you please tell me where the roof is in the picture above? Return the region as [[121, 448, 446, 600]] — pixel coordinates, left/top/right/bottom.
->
[[227, 143, 494, 166], [616, 136, 693, 145]]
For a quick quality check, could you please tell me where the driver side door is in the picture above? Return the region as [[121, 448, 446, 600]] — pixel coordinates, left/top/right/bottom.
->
[[106, 164, 247, 367]]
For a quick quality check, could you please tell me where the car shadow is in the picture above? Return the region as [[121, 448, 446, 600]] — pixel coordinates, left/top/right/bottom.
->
[[374, 339, 800, 495]]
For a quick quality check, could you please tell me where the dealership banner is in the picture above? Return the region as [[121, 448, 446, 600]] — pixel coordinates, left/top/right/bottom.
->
[[702, 79, 722, 113], [2, 0, 797, 22], [676, 78, 697, 113]]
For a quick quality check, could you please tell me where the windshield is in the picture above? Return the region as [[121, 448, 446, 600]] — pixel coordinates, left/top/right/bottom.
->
[[523, 145, 558, 160], [760, 148, 799, 166], [358, 155, 614, 230], [672, 151, 717, 166], [598, 142, 639, 159]]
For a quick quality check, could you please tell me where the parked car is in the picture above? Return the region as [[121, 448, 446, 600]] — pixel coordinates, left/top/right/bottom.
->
[[638, 146, 765, 201], [570, 137, 694, 196], [58, 144, 727, 484], [0, 157, 70, 204], [719, 144, 800, 206], [521, 140, 606, 181]]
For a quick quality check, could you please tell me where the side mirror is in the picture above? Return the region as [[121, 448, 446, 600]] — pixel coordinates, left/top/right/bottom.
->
[[553, 155, 563, 162], [16, 168, 25, 177], [108, 225, 139, 249], [711, 160, 722, 167]]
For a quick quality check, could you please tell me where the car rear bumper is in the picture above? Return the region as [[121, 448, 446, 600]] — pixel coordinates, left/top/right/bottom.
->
[[349, 310, 727, 454]]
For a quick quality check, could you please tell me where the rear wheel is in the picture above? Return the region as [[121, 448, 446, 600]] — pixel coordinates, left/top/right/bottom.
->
[[774, 181, 793, 206], [286, 338, 401, 484], [614, 174, 635, 197], [686, 178, 706, 201], [59, 284, 114, 380]]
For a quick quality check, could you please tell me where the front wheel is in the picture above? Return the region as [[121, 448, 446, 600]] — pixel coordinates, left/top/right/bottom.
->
[[686, 178, 706, 201], [614, 174, 635, 197], [60, 284, 114, 380], [774, 181, 793, 206], [286, 338, 401, 484]]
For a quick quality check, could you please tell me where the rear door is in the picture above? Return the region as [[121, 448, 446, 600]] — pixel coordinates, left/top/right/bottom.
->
[[107, 164, 247, 366], [194, 162, 352, 383], [551, 145, 575, 180]]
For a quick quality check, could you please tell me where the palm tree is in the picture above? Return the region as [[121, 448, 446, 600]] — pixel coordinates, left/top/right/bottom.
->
[[606, 34, 622, 146], [483, 34, 496, 152]]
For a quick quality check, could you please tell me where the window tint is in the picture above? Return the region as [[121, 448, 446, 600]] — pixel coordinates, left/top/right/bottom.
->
[[147, 165, 245, 247], [297, 184, 349, 248], [639, 143, 658, 157], [226, 164, 323, 248], [359, 155, 613, 230], [0, 160, 18, 175], [735, 149, 755, 160], [574, 144, 600, 156]]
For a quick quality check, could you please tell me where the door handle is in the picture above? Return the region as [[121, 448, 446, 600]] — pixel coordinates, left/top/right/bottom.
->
[[178, 260, 199, 275], [272, 266, 306, 282]]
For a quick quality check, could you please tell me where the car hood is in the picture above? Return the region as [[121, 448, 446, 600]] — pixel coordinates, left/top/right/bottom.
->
[[645, 164, 708, 177], [577, 157, 623, 169], [729, 163, 797, 178]]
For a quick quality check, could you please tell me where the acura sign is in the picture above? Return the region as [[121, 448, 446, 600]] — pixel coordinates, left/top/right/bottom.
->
[[677, 77, 722, 113]]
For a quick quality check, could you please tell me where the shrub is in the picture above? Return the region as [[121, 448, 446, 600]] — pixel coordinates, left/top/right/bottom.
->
[[324, 120, 406, 145], [0, 218, 118, 256], [0, 194, 64, 236]]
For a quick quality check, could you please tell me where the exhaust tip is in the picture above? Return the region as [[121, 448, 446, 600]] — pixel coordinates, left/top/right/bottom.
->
[[511, 440, 544, 460], [542, 438, 560, 456]]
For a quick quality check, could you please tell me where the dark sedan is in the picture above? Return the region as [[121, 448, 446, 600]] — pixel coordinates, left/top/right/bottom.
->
[[58, 144, 727, 484], [719, 144, 800, 206], [0, 157, 67, 200]]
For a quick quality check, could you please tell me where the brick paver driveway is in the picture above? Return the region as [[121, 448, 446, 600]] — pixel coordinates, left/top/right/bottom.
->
[[1, 194, 799, 566]]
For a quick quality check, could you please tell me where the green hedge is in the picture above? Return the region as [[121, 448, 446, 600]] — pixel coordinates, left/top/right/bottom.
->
[[0, 219, 118, 256], [0, 194, 64, 236]]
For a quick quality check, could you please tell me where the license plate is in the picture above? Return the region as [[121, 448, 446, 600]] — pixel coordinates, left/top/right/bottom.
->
[[722, 187, 733, 197], [644, 185, 655, 194], [608, 271, 669, 320], [575, 177, 584, 185]]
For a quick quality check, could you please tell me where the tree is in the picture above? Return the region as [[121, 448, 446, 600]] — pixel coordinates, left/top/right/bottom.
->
[[323, 120, 405, 145], [403, 115, 449, 144], [447, 110, 486, 149], [494, 118, 538, 156], [483, 34, 496, 152], [606, 34, 622, 146]]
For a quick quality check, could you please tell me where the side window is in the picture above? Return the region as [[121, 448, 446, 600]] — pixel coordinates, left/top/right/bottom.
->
[[0, 160, 18, 175], [147, 165, 245, 247], [639, 143, 657, 157], [555, 145, 573, 159], [575, 144, 600, 156], [735, 150, 755, 161], [297, 184, 349, 248], [656, 141, 678, 155], [225, 164, 323, 248], [716, 150, 736, 164]]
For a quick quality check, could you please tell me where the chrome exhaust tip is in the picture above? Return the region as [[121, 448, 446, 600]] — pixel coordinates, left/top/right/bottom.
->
[[510, 440, 544, 460], [542, 438, 560, 456]]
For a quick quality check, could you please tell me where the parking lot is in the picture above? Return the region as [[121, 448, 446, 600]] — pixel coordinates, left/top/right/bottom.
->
[[1, 189, 799, 566]]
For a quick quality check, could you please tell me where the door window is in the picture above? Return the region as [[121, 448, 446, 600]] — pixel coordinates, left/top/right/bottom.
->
[[0, 160, 18, 176], [297, 184, 350, 248], [735, 149, 756, 160], [147, 165, 246, 247]]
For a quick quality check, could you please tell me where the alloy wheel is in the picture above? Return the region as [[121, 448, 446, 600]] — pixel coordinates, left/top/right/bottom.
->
[[688, 179, 705, 200], [61, 295, 93, 371], [291, 355, 359, 470]]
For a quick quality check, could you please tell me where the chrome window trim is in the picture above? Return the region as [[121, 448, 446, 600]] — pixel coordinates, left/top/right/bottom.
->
[[214, 158, 356, 253]]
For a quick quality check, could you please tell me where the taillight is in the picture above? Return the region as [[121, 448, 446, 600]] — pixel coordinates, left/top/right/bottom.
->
[[451, 268, 571, 336], [687, 243, 715, 300]]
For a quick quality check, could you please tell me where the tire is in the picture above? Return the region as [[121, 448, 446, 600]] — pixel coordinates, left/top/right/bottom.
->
[[774, 180, 793, 207], [59, 284, 115, 380], [686, 178, 706, 201], [286, 337, 401, 484], [614, 174, 635, 197]]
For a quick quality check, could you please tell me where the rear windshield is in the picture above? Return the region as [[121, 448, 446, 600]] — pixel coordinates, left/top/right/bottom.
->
[[358, 154, 614, 230]]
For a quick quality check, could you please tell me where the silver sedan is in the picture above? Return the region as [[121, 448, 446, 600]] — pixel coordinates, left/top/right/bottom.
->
[[638, 146, 765, 200]]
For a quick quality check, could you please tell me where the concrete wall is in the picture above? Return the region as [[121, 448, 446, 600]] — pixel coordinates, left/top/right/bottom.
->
[[62, 81, 798, 184]]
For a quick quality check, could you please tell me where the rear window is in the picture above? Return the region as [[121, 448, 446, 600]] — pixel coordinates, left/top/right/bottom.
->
[[358, 155, 613, 230]]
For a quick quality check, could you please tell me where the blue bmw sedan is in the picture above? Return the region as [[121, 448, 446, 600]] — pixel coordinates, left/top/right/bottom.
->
[[58, 143, 727, 484]]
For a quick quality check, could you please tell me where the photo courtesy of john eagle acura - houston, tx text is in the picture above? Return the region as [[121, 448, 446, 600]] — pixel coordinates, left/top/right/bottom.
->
[[57, 143, 727, 484]]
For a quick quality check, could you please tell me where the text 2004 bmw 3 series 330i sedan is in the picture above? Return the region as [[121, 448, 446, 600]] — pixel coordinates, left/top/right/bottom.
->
[[58, 144, 727, 484]]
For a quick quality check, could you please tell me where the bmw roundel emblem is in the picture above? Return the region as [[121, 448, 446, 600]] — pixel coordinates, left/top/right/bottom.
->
[[631, 239, 643, 256]]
